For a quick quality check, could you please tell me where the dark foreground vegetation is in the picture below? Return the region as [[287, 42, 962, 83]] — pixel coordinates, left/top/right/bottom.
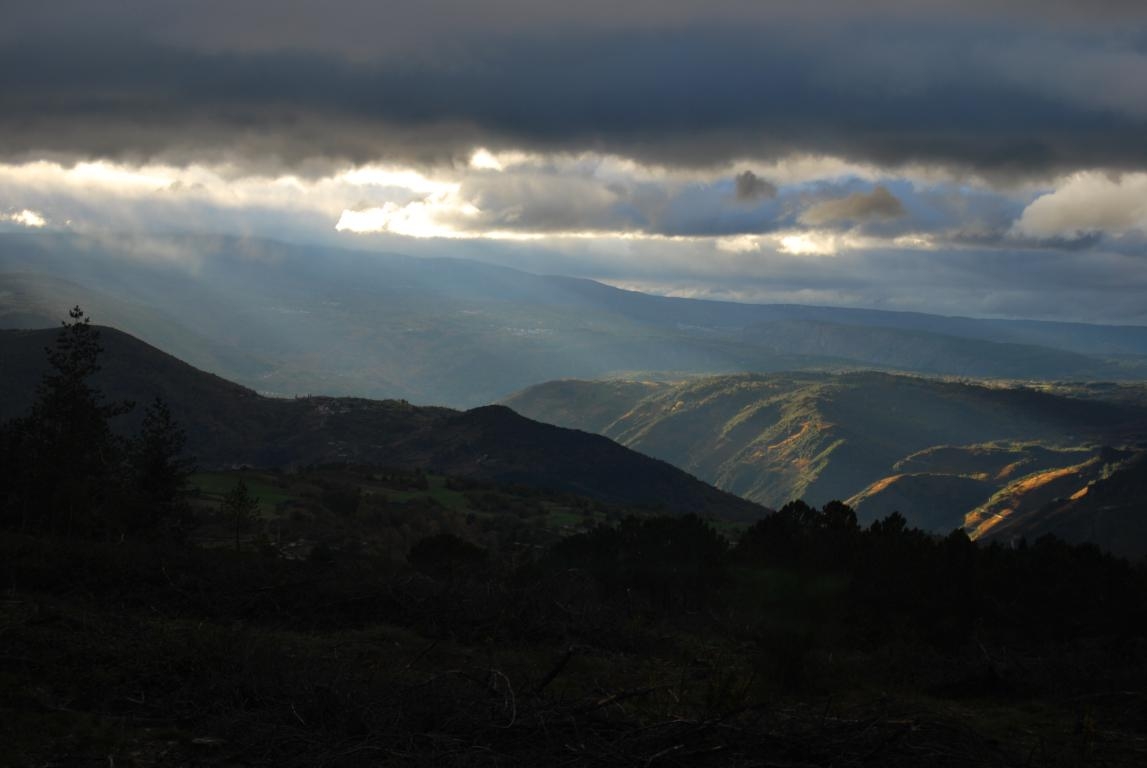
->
[[3, 311, 1147, 766]]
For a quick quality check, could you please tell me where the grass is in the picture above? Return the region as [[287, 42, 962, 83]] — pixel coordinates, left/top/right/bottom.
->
[[382, 474, 468, 510], [544, 507, 592, 530], [190, 471, 296, 516]]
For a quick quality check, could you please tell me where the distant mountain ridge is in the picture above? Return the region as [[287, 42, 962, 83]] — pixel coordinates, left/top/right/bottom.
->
[[3, 233, 1147, 407], [0, 326, 765, 522]]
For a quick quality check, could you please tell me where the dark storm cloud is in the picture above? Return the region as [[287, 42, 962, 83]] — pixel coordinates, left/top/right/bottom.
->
[[734, 172, 777, 202], [3, 8, 1147, 176]]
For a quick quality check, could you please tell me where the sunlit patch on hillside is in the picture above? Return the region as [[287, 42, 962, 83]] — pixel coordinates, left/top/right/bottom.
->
[[856, 473, 905, 498], [967, 507, 1013, 539], [966, 464, 1090, 539], [765, 420, 821, 451], [1010, 466, 1082, 495], [995, 461, 1027, 481]]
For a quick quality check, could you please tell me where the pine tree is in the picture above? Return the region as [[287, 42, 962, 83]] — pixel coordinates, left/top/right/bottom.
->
[[128, 397, 194, 532], [222, 478, 260, 552], [1, 307, 133, 534]]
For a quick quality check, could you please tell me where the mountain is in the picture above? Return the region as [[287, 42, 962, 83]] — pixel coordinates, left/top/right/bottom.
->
[[3, 233, 1147, 407], [845, 474, 996, 531], [739, 320, 1109, 380], [963, 447, 1134, 540], [0, 326, 764, 522], [974, 450, 1147, 560], [0, 272, 271, 380], [503, 373, 1147, 537], [845, 444, 1100, 529]]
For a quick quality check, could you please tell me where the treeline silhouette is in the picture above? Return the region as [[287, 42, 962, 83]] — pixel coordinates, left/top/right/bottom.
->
[[546, 505, 1146, 661]]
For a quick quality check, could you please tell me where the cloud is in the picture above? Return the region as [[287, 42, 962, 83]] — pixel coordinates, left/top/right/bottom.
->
[[988, 39, 1147, 122], [1014, 172, 1147, 239], [0, 154, 1035, 248], [734, 171, 777, 201], [3, 16, 1147, 177], [2, 209, 47, 228], [2, 151, 1145, 324], [800, 185, 905, 226]]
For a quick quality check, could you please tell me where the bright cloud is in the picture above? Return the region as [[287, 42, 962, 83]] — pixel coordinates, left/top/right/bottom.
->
[[776, 232, 847, 256], [469, 148, 504, 171], [338, 165, 457, 196], [3, 209, 47, 228], [1014, 172, 1147, 239], [335, 195, 480, 239], [716, 235, 763, 253], [0, 149, 1143, 323]]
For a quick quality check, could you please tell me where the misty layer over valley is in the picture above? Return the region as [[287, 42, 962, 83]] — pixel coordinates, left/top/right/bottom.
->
[[4, 233, 1147, 408]]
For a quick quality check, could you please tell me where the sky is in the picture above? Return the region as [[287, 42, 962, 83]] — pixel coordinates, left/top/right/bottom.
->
[[1, 0, 1146, 322]]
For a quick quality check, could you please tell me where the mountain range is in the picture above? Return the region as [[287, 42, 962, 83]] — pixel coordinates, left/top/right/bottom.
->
[[5, 233, 1147, 554], [503, 373, 1147, 554], [4, 233, 1147, 408]]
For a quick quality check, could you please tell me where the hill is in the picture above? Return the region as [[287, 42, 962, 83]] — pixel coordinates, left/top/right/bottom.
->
[[4, 233, 1147, 406], [0, 326, 764, 522], [504, 373, 1147, 549], [976, 451, 1147, 560], [845, 473, 996, 531], [740, 319, 1108, 380], [844, 443, 1103, 530]]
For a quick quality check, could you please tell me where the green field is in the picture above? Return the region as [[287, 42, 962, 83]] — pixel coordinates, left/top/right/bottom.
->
[[190, 471, 296, 517], [380, 475, 468, 510]]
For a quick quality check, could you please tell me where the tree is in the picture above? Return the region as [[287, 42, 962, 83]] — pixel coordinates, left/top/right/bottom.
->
[[819, 500, 859, 532], [222, 478, 260, 552], [0, 307, 132, 534], [551, 514, 728, 609], [128, 397, 194, 532]]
